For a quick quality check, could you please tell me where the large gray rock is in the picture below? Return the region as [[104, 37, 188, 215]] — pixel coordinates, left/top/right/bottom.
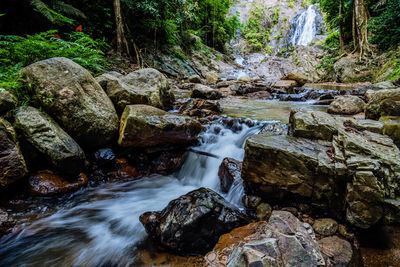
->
[[0, 118, 28, 186], [318, 236, 353, 267], [21, 57, 119, 148], [96, 68, 175, 112], [206, 211, 325, 267], [191, 84, 222, 100], [365, 88, 400, 120], [118, 105, 203, 147], [328, 95, 365, 115], [0, 89, 17, 114], [14, 106, 86, 175], [282, 72, 311, 86], [140, 187, 249, 255]]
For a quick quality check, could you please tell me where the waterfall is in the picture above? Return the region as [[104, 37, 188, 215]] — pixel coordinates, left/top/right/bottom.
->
[[288, 5, 322, 46]]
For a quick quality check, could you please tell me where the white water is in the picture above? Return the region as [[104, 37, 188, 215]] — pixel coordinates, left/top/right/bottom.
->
[[288, 5, 319, 46], [0, 120, 262, 267]]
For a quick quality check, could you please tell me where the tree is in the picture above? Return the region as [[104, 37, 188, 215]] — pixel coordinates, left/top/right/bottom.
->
[[353, 0, 373, 58], [113, 0, 130, 56]]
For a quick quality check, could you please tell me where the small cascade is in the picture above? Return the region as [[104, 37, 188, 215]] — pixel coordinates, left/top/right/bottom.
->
[[288, 5, 323, 46]]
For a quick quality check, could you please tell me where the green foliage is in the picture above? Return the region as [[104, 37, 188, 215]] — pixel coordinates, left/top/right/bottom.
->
[[0, 30, 109, 104], [273, 7, 280, 25], [369, 0, 400, 50], [242, 4, 272, 53], [324, 30, 340, 48], [288, 0, 295, 8]]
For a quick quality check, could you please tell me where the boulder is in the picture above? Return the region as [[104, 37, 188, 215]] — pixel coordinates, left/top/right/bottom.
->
[[218, 158, 242, 193], [180, 98, 222, 117], [140, 187, 249, 255], [205, 211, 325, 267], [318, 236, 353, 266], [205, 72, 219, 85], [29, 171, 88, 196], [118, 105, 203, 147], [313, 218, 338, 236], [282, 72, 311, 86], [14, 106, 86, 175], [21, 57, 119, 148], [365, 88, 400, 120], [380, 116, 400, 147], [0, 118, 28, 186], [328, 95, 365, 115], [96, 68, 175, 112], [0, 89, 17, 114], [256, 203, 272, 221], [188, 75, 202, 84], [273, 80, 298, 89], [237, 75, 252, 83], [191, 84, 222, 100]]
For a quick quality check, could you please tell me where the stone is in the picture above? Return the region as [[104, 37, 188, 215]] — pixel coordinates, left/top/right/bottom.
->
[[28, 171, 88, 196], [140, 187, 249, 255], [282, 72, 311, 86], [21, 57, 119, 148], [338, 224, 354, 240], [273, 80, 298, 89], [180, 98, 222, 117], [191, 84, 222, 100], [242, 195, 262, 209], [365, 88, 400, 120], [218, 158, 242, 193], [205, 211, 325, 267], [14, 106, 86, 175], [256, 203, 272, 221], [96, 68, 175, 112], [0, 118, 28, 186], [188, 75, 202, 83], [118, 105, 203, 147], [205, 72, 219, 85], [0, 89, 17, 114], [237, 75, 251, 83], [328, 95, 365, 115], [380, 116, 400, 147], [290, 109, 338, 141], [313, 218, 338, 236], [318, 236, 353, 266], [94, 148, 116, 167]]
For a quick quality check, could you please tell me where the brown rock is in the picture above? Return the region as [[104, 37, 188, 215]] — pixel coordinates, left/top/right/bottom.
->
[[218, 158, 242, 193], [318, 236, 353, 266], [256, 203, 272, 221], [282, 72, 311, 86], [273, 80, 298, 89], [313, 218, 339, 236], [205, 72, 219, 85]]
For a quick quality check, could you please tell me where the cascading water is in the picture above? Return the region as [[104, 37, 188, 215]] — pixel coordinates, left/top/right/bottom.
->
[[0, 119, 262, 267], [288, 5, 322, 46]]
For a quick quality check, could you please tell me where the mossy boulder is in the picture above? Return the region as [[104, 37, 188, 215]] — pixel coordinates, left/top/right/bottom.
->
[[365, 88, 400, 120], [14, 106, 86, 175], [0, 118, 27, 186], [0, 90, 17, 114], [21, 57, 119, 148], [380, 116, 400, 147], [118, 105, 203, 147]]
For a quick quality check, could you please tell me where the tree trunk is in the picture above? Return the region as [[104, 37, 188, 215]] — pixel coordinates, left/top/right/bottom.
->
[[339, 0, 345, 54], [113, 0, 129, 56], [353, 0, 372, 59]]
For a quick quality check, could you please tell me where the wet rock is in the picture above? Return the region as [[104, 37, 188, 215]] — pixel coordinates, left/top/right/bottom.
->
[[246, 91, 272, 99], [21, 57, 119, 148], [140, 187, 249, 255], [205, 211, 325, 267], [242, 195, 262, 209], [328, 95, 365, 115], [14, 106, 86, 175], [338, 224, 354, 240], [118, 105, 203, 147], [313, 218, 338, 236], [94, 148, 116, 167], [218, 158, 242, 193], [380, 116, 400, 147], [96, 68, 175, 112], [0, 89, 17, 114], [318, 236, 353, 266], [29, 171, 88, 196], [204, 72, 219, 85], [273, 80, 298, 89], [365, 88, 400, 120], [237, 75, 251, 83], [188, 75, 202, 84], [0, 118, 28, 186], [282, 72, 311, 86], [256, 203, 272, 221], [180, 98, 222, 117], [191, 84, 222, 100]]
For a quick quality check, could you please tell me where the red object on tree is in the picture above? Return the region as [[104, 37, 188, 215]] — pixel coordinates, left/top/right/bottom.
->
[[54, 34, 61, 39], [76, 25, 82, 32]]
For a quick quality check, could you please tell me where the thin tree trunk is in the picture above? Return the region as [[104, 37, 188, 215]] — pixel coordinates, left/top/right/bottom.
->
[[113, 0, 129, 56], [353, 0, 372, 59], [339, 0, 345, 54]]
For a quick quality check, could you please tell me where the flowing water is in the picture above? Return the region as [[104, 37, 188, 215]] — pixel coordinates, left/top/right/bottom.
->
[[288, 4, 322, 46], [0, 119, 262, 267]]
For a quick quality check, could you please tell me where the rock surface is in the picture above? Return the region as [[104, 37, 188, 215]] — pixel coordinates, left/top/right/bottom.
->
[[365, 88, 400, 120], [282, 72, 311, 86], [313, 218, 338, 236], [140, 187, 249, 255], [21, 57, 119, 148], [0, 89, 17, 114], [205, 211, 325, 267], [118, 105, 203, 147], [14, 106, 86, 175], [318, 236, 353, 266], [218, 158, 242, 193], [0, 118, 27, 186], [180, 98, 222, 117], [273, 80, 298, 89], [191, 84, 222, 100], [328, 95, 365, 115], [96, 68, 174, 112], [205, 72, 219, 85], [29, 171, 88, 196], [380, 116, 400, 147]]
